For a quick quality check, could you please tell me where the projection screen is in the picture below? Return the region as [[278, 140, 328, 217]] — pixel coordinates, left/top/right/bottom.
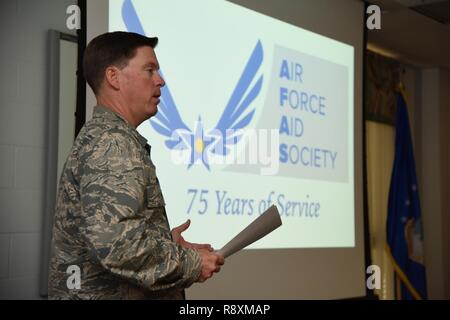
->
[[86, 0, 366, 299]]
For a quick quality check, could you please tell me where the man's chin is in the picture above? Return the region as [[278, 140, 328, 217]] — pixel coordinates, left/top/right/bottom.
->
[[146, 105, 158, 118]]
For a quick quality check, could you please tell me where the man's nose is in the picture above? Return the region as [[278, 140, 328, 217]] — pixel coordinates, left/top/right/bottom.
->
[[156, 72, 165, 87]]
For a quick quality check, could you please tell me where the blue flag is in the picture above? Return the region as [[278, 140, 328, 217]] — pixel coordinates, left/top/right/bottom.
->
[[386, 92, 427, 299]]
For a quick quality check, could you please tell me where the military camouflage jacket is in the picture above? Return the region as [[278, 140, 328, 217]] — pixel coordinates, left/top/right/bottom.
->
[[48, 106, 202, 299]]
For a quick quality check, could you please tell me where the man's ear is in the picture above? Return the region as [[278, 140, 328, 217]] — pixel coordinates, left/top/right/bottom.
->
[[104, 66, 121, 90]]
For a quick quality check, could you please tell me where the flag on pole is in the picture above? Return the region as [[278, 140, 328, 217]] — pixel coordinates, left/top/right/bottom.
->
[[386, 92, 427, 300]]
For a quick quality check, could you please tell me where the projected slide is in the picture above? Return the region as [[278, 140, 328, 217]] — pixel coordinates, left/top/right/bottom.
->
[[109, 0, 355, 249]]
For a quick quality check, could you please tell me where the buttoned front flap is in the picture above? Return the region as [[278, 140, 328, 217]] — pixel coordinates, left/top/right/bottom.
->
[[142, 148, 166, 208], [145, 180, 166, 208]]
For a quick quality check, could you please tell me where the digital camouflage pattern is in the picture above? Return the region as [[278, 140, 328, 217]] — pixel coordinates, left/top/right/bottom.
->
[[48, 106, 202, 300]]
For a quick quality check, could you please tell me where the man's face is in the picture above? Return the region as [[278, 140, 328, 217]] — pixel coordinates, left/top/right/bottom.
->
[[120, 46, 165, 123]]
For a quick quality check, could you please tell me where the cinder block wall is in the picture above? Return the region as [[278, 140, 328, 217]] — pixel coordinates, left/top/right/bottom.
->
[[0, 0, 76, 299]]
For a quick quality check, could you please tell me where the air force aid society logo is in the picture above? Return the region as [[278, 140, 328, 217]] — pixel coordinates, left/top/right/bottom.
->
[[151, 41, 263, 170], [122, 0, 264, 170]]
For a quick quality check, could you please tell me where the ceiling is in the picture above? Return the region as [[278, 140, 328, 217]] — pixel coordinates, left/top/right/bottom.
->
[[395, 0, 450, 25], [366, 0, 450, 68]]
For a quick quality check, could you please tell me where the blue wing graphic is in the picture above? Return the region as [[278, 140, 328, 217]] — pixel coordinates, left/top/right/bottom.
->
[[122, 0, 145, 34], [209, 40, 264, 155], [122, 0, 192, 150], [121, 0, 264, 166], [150, 72, 192, 150]]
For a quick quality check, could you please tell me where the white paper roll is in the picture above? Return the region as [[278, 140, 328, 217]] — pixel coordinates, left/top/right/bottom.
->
[[217, 205, 282, 258]]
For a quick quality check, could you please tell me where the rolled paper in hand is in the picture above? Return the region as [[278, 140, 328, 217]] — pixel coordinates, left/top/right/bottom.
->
[[217, 205, 282, 258]]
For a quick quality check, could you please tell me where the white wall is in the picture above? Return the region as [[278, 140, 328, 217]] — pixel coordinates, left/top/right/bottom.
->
[[368, 1, 450, 300], [437, 68, 450, 300], [417, 67, 450, 299], [419, 69, 444, 299], [0, 0, 76, 299], [442, 69, 450, 299]]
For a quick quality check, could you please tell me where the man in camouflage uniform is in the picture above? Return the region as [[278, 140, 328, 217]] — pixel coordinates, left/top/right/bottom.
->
[[48, 32, 224, 299]]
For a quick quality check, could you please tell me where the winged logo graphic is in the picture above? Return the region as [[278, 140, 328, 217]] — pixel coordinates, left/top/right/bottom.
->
[[122, 0, 264, 170]]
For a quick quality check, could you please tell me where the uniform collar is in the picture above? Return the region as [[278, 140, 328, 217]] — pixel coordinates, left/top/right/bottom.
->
[[93, 105, 149, 148]]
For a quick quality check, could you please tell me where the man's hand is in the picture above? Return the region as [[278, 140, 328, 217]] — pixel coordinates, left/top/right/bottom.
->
[[171, 219, 213, 251], [197, 249, 225, 283]]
